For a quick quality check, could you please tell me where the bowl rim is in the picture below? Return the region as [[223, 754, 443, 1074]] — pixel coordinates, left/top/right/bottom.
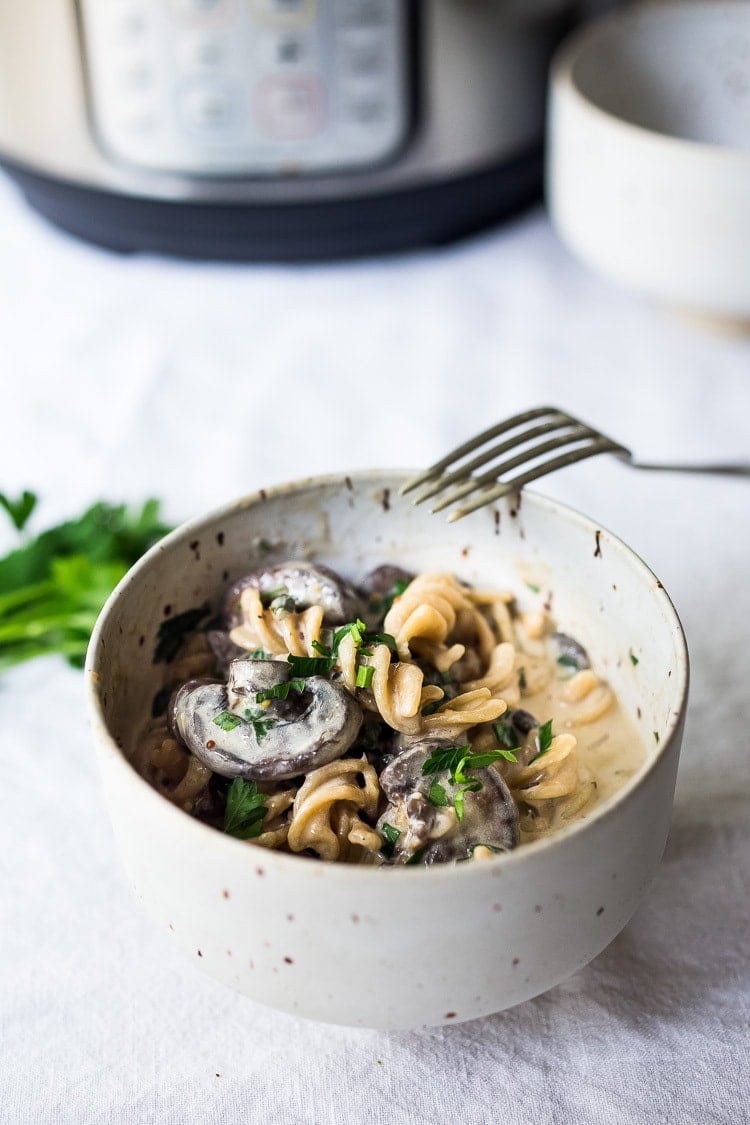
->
[[550, 0, 750, 165], [85, 469, 690, 884]]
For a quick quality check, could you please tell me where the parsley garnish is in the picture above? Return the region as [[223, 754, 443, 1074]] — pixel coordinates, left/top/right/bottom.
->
[[255, 678, 306, 703], [405, 849, 425, 866], [0, 490, 37, 532], [380, 822, 400, 858], [244, 707, 275, 743], [287, 654, 336, 676], [526, 581, 541, 594], [213, 710, 243, 731], [259, 585, 288, 607], [223, 778, 267, 839], [422, 745, 473, 777], [630, 651, 639, 666], [428, 780, 449, 807], [492, 719, 521, 755], [249, 647, 271, 659], [557, 654, 580, 669], [529, 719, 554, 763]]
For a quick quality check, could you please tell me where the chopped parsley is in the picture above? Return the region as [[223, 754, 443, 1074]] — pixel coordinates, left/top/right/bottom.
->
[[526, 581, 541, 594], [428, 780, 449, 807], [380, 821, 400, 858], [223, 778, 267, 839], [249, 646, 271, 659], [212, 706, 276, 742], [422, 745, 473, 777], [630, 651, 639, 666], [259, 584, 288, 607], [287, 654, 336, 677], [213, 710, 243, 732], [492, 719, 521, 755], [404, 848, 425, 866], [529, 719, 554, 763], [255, 678, 306, 703], [557, 654, 581, 669]]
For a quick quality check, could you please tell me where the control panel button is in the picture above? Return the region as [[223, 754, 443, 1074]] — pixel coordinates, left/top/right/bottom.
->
[[178, 81, 240, 131], [254, 75, 324, 138]]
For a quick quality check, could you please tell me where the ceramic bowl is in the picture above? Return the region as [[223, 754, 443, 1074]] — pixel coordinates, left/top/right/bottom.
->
[[85, 471, 688, 1029], [547, 1, 750, 323]]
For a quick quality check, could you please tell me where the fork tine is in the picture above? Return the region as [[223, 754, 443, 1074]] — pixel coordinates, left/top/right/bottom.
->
[[400, 406, 567, 495], [446, 437, 625, 521], [411, 417, 576, 506], [430, 425, 592, 512]]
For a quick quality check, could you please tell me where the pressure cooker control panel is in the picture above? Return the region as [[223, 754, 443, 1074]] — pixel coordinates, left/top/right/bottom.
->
[[78, 0, 409, 175]]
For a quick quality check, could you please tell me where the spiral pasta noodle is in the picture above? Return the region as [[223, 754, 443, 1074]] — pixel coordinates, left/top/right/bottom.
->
[[229, 586, 324, 657], [286, 757, 381, 862]]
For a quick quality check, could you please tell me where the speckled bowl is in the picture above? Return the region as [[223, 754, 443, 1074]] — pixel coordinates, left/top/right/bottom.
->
[[85, 472, 688, 1029]]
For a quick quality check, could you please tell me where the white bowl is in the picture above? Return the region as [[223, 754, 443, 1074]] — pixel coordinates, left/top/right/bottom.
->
[[547, 1, 750, 323], [85, 472, 688, 1029]]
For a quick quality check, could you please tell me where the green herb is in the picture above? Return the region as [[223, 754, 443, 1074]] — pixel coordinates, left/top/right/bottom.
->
[[654, 731, 660, 744], [287, 654, 336, 677], [428, 780, 449, 807], [255, 678, 306, 703], [461, 749, 516, 770], [529, 719, 554, 763], [492, 719, 520, 752], [367, 632, 397, 653], [630, 651, 639, 666], [311, 639, 332, 656], [494, 748, 520, 763], [420, 699, 443, 717], [355, 664, 375, 689], [422, 745, 473, 778], [557, 654, 580, 669], [154, 603, 211, 663], [404, 849, 425, 866], [380, 821, 400, 858], [223, 778, 267, 839], [213, 710, 243, 732], [0, 490, 37, 532], [333, 618, 367, 651], [244, 707, 276, 743], [249, 647, 271, 659], [526, 582, 541, 594], [0, 496, 172, 675], [454, 789, 466, 822]]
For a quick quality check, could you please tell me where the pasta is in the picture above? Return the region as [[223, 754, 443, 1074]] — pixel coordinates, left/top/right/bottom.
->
[[137, 560, 644, 866]]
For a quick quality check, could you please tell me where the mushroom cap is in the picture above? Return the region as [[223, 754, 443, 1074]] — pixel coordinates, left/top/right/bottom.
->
[[170, 658, 363, 782], [223, 561, 364, 628], [378, 740, 520, 864]]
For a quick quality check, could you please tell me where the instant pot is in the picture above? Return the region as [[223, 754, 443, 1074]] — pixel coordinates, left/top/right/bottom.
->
[[0, 0, 613, 260]]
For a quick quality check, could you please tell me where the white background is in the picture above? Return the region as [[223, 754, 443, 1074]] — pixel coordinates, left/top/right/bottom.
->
[[1, 167, 749, 1123]]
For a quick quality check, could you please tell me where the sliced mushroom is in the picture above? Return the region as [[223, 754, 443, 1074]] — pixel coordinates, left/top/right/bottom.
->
[[376, 740, 519, 864], [552, 631, 591, 671], [224, 561, 364, 629], [206, 629, 249, 675], [170, 658, 362, 782]]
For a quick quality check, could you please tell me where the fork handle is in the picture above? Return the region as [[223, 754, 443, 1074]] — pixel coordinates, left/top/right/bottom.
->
[[630, 461, 750, 477]]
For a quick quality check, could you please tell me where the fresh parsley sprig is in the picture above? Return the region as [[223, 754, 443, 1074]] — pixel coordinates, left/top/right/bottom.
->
[[223, 778, 267, 839], [529, 719, 554, 763], [0, 494, 172, 674]]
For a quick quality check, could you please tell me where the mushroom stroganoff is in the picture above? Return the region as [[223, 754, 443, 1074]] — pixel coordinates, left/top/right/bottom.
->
[[135, 561, 645, 865]]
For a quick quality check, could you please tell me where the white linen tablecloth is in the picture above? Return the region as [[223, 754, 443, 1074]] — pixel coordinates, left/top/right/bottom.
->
[[1, 171, 749, 1125]]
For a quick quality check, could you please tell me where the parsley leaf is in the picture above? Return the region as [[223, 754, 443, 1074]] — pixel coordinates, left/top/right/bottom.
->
[[223, 778, 267, 839], [421, 745, 472, 778], [428, 780, 449, 807], [380, 822, 400, 858], [244, 707, 275, 743], [213, 710, 243, 731], [404, 849, 425, 866], [0, 490, 37, 532], [255, 678, 306, 703], [630, 651, 639, 666], [529, 719, 554, 763], [0, 497, 172, 675], [287, 654, 336, 677]]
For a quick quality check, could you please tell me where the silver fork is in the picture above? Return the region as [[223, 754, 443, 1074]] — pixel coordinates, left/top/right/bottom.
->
[[401, 406, 750, 522]]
